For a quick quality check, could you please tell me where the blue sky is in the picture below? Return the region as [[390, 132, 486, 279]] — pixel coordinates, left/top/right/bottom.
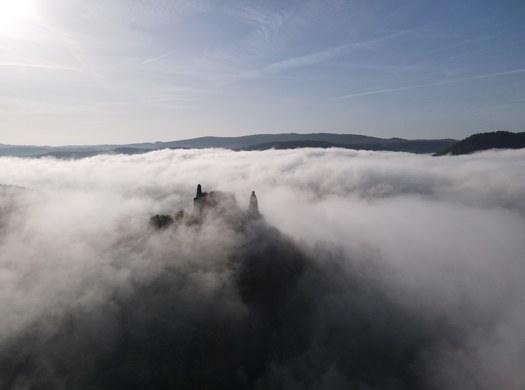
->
[[1, 0, 524, 145]]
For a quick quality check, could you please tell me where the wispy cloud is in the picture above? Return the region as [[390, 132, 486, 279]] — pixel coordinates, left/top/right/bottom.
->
[[227, 3, 292, 53], [0, 61, 80, 72], [472, 67, 525, 79], [141, 52, 172, 65], [265, 30, 410, 73], [403, 38, 525, 73], [266, 44, 349, 72], [224, 30, 410, 84], [336, 68, 525, 100]]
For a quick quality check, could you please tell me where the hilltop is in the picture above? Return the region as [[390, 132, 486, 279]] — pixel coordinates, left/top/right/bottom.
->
[[5, 131, 525, 159], [0, 133, 457, 158], [434, 131, 525, 156]]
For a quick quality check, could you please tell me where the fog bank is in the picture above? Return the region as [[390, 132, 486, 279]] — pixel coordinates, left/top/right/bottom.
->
[[1, 148, 524, 389]]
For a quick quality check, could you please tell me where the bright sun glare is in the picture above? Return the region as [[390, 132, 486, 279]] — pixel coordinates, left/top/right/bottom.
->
[[0, 0, 35, 32]]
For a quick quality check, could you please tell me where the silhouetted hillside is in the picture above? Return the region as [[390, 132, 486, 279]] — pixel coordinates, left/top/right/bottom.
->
[[434, 131, 525, 156], [0, 133, 458, 158], [130, 133, 390, 150], [36, 147, 153, 159], [0, 145, 54, 157], [244, 139, 456, 154]]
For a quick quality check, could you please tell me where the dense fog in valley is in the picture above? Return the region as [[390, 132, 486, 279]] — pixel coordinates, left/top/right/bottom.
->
[[1, 148, 524, 389]]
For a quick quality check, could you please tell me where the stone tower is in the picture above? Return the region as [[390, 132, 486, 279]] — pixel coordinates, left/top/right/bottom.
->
[[193, 184, 207, 213], [248, 191, 261, 218]]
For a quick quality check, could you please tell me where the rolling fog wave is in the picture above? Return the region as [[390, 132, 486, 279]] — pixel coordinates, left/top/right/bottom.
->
[[1, 148, 524, 389]]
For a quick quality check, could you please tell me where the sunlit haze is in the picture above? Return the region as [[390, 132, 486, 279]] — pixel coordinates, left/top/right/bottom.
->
[[1, 0, 524, 145], [0, 0, 35, 32]]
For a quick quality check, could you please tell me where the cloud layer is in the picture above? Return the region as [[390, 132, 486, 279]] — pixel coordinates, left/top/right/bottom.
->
[[1, 148, 524, 389]]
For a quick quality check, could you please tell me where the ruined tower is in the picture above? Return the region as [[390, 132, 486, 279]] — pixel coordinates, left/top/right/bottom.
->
[[193, 184, 236, 215], [248, 191, 261, 218], [193, 184, 207, 213]]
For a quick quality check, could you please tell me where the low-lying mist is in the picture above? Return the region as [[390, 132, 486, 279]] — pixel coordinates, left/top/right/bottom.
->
[[1, 148, 524, 389]]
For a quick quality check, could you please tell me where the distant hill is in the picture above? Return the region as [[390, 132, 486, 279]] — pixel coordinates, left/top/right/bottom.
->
[[244, 139, 457, 154], [0, 133, 458, 158], [37, 147, 152, 159], [128, 133, 390, 150], [434, 131, 525, 156], [0, 145, 54, 157]]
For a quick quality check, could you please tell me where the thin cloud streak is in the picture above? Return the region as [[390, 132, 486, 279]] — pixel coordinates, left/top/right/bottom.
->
[[264, 30, 411, 73], [227, 3, 292, 53], [223, 30, 411, 85], [403, 38, 525, 73], [0, 61, 80, 72], [266, 44, 349, 72], [336, 68, 525, 100], [141, 52, 172, 65]]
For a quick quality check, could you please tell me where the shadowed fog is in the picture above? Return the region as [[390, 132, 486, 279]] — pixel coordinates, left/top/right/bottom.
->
[[0, 148, 524, 389]]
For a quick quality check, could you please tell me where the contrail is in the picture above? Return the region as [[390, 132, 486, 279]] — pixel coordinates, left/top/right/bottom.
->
[[336, 67, 525, 100], [141, 52, 172, 65]]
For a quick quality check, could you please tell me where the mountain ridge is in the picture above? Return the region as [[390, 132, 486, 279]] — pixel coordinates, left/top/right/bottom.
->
[[0, 133, 458, 158], [434, 131, 525, 156], [4, 130, 525, 159]]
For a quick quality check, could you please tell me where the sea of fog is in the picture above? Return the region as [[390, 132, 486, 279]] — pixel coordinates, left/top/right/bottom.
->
[[1, 148, 524, 389]]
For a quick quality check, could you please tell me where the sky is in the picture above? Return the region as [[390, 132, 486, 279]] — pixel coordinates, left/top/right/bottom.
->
[[0, 0, 524, 145]]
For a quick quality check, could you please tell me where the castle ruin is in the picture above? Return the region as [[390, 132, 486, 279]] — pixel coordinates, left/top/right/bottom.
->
[[151, 184, 261, 229]]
